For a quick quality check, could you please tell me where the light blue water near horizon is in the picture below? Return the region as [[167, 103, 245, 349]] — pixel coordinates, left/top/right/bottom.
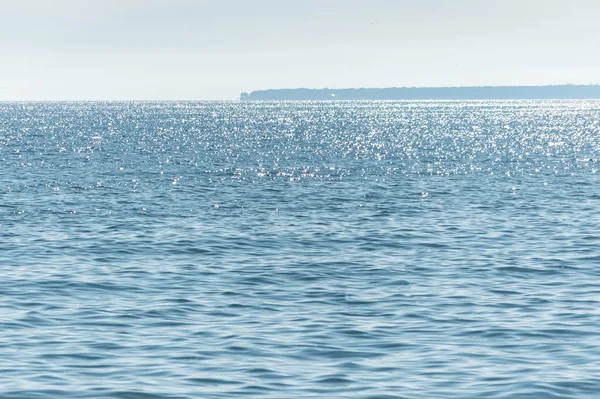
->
[[2, 100, 600, 398]]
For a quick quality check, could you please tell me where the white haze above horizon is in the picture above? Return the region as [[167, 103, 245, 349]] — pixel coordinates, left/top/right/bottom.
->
[[1, 0, 599, 100]]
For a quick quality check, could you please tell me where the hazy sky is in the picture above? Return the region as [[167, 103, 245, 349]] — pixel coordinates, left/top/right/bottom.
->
[[1, 0, 599, 100]]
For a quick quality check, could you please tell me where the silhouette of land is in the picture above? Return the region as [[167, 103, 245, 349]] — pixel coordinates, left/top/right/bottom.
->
[[240, 85, 600, 101]]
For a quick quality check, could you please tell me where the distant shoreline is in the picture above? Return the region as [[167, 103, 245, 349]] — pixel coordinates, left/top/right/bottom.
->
[[240, 85, 600, 101]]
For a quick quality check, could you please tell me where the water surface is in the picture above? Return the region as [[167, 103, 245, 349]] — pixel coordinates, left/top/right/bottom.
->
[[1, 100, 600, 398]]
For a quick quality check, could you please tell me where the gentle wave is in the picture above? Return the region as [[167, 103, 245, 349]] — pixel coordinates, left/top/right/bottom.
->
[[1, 101, 600, 398]]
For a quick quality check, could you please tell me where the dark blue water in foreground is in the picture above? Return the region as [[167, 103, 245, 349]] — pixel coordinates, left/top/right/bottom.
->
[[2, 101, 600, 398]]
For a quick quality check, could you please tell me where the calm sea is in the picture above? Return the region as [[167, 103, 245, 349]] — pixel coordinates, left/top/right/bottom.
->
[[1, 101, 600, 398]]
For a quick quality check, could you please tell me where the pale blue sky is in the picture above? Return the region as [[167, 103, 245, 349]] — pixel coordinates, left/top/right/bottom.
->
[[1, 0, 599, 100]]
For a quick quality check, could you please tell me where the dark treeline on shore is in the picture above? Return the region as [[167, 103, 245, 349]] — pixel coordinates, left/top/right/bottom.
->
[[240, 85, 600, 100]]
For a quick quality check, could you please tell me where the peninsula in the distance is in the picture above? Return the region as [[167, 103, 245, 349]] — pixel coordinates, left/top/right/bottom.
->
[[240, 85, 600, 101]]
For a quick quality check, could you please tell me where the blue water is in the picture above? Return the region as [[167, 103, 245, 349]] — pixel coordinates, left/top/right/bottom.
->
[[2, 101, 600, 398]]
